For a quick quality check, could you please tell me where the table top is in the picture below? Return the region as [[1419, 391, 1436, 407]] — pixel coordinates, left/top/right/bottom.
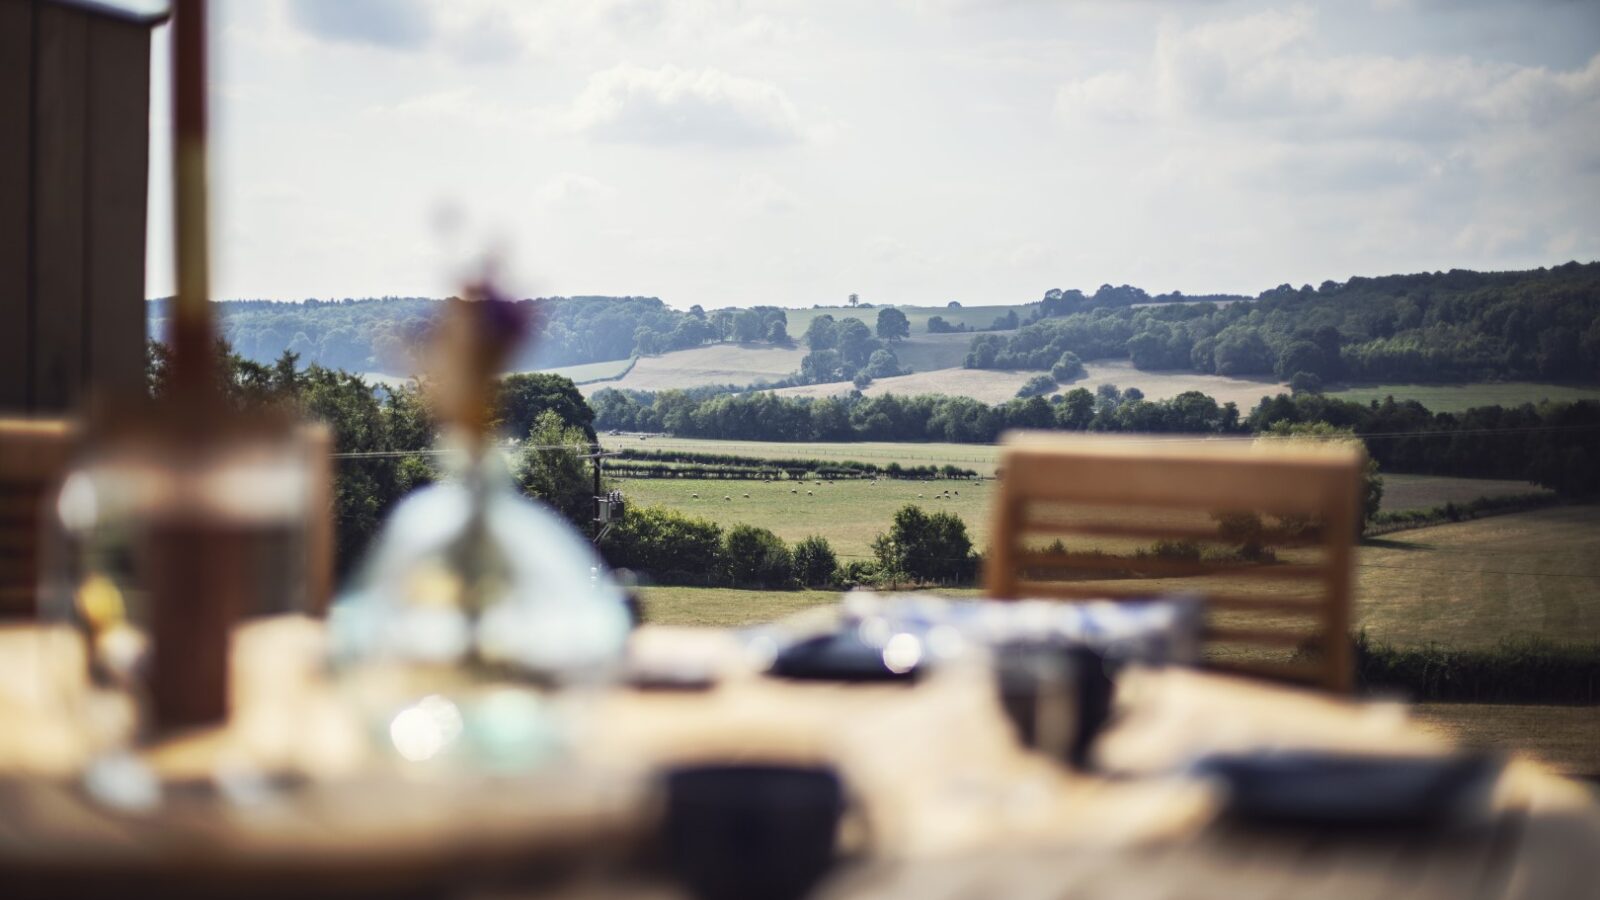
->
[[1, 618, 1596, 899]]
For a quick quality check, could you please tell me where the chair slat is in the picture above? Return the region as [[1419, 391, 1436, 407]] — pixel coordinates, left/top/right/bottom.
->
[[1020, 518, 1325, 547], [1014, 550, 1325, 581]]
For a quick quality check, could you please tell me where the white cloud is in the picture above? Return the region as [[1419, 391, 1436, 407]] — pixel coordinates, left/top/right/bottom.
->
[[286, 0, 432, 50], [535, 173, 619, 207], [1060, 7, 1600, 145], [566, 64, 806, 147], [732, 173, 802, 215]]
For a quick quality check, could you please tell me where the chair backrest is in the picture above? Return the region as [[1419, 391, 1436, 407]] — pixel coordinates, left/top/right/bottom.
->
[[0, 419, 75, 618], [986, 432, 1365, 693]]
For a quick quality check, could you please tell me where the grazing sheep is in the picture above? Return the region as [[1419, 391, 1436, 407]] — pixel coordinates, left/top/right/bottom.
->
[[743, 493, 750, 498], [724, 496, 732, 501], [917, 494, 923, 498], [807, 491, 814, 496], [691, 493, 699, 499]]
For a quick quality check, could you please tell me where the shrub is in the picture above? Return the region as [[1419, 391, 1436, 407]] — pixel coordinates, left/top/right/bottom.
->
[[1349, 633, 1600, 704], [838, 559, 882, 588], [1289, 371, 1324, 394], [1050, 351, 1085, 382], [724, 524, 795, 588], [1141, 539, 1201, 562], [1016, 374, 1059, 399], [792, 535, 840, 588], [871, 504, 977, 584], [601, 505, 724, 584]]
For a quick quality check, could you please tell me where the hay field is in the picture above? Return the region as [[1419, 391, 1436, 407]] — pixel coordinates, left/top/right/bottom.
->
[[583, 342, 807, 394], [770, 361, 1287, 409]]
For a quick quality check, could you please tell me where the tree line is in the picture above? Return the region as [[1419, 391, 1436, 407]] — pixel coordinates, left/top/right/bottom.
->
[[601, 502, 976, 589], [149, 342, 601, 573], [593, 384, 1600, 498], [968, 261, 1600, 385]]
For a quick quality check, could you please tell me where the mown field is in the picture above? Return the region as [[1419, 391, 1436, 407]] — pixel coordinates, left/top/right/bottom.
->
[[1353, 506, 1600, 649], [1326, 381, 1600, 412]]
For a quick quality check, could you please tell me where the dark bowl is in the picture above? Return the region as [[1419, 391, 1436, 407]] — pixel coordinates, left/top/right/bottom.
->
[[661, 764, 845, 900]]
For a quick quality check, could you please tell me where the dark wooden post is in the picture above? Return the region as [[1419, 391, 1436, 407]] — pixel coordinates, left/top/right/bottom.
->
[[0, 0, 164, 415]]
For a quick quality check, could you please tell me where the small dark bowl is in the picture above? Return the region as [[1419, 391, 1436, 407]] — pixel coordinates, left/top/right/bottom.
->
[[768, 631, 920, 683], [995, 643, 1112, 769], [661, 764, 845, 900]]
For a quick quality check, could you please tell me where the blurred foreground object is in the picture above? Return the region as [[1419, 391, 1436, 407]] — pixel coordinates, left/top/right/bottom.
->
[[36, 0, 331, 743], [330, 282, 629, 771], [0, 419, 75, 618], [0, 0, 167, 414], [986, 432, 1364, 692]]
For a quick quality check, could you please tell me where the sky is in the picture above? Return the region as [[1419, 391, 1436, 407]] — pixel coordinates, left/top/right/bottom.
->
[[144, 0, 1600, 308]]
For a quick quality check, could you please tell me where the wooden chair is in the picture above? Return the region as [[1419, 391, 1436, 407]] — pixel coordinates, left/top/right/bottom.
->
[[0, 419, 75, 618], [986, 432, 1365, 693]]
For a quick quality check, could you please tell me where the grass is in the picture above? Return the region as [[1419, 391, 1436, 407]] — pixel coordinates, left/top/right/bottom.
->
[[614, 470, 1598, 650], [1379, 474, 1550, 511], [882, 333, 979, 372], [611, 475, 997, 559], [636, 586, 844, 627], [530, 357, 636, 384], [1325, 382, 1600, 412], [599, 435, 1007, 474]]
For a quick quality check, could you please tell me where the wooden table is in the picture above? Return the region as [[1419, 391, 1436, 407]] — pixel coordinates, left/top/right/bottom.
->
[[1, 619, 1596, 898]]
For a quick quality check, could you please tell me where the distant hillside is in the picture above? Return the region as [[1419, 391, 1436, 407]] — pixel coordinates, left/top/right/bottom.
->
[[966, 261, 1600, 385], [146, 262, 1598, 388]]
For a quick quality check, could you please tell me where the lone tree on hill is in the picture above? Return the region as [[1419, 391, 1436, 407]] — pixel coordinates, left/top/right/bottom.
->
[[876, 307, 910, 342]]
